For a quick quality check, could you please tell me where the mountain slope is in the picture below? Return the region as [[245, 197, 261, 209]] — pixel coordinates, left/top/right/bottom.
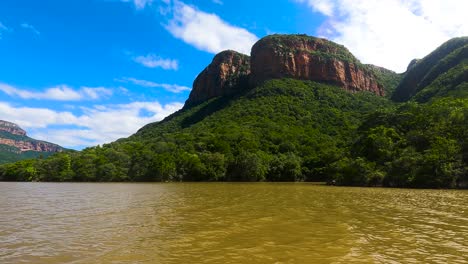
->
[[134, 79, 391, 149], [0, 120, 64, 164], [392, 37, 468, 102], [366, 65, 402, 98], [1, 79, 392, 182], [1, 34, 466, 188]]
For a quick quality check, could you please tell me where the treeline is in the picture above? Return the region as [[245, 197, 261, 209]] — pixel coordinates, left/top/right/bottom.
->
[[331, 98, 468, 188], [0, 79, 466, 188], [0, 145, 305, 182]]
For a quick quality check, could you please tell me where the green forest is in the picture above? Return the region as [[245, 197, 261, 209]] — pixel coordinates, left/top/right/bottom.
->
[[1, 36, 467, 188]]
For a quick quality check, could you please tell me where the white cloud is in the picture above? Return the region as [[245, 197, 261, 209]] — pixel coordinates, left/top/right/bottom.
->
[[212, 0, 223, 5], [133, 54, 179, 70], [121, 0, 153, 9], [117, 77, 191, 93], [0, 100, 183, 149], [0, 83, 113, 101], [296, 0, 468, 72], [164, 1, 258, 55], [295, 0, 335, 16], [20, 23, 40, 35], [81, 87, 114, 99]]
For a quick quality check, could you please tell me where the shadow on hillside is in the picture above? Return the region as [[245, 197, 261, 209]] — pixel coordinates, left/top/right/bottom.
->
[[180, 96, 235, 128]]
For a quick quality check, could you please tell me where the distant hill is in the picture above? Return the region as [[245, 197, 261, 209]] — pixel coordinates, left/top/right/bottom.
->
[[1, 34, 466, 188], [0, 120, 64, 164], [392, 37, 468, 102]]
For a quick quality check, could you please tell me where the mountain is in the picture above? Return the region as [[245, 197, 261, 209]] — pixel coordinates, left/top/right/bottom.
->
[[1, 34, 466, 188], [392, 36, 468, 102], [0, 120, 64, 164], [187, 34, 387, 107], [365, 64, 402, 98], [249, 35, 385, 96], [186, 50, 251, 106]]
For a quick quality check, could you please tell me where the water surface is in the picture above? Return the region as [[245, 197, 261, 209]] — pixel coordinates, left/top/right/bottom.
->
[[0, 183, 467, 263]]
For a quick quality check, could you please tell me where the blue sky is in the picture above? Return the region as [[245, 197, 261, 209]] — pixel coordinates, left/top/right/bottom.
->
[[0, 0, 466, 149]]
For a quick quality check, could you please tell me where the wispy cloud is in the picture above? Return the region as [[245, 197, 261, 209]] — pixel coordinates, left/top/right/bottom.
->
[[163, 1, 258, 55], [20, 23, 40, 35], [0, 83, 113, 101], [0, 22, 10, 39], [121, 0, 154, 10], [212, 0, 223, 5], [117, 77, 191, 93], [295, 0, 335, 16], [80, 87, 114, 99], [0, 22, 7, 31], [295, 0, 468, 72], [0, 100, 183, 148], [133, 54, 179, 70]]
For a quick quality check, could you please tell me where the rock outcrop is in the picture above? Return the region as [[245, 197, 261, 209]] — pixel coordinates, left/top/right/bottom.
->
[[0, 120, 63, 153], [250, 35, 384, 96], [186, 50, 251, 106], [0, 120, 27, 136], [185, 34, 387, 108], [0, 138, 62, 153]]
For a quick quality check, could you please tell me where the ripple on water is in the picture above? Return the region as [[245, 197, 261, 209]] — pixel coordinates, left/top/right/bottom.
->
[[0, 183, 467, 263]]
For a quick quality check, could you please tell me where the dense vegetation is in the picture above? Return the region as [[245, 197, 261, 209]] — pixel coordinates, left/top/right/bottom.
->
[[1, 37, 466, 188], [366, 65, 402, 97], [0, 79, 392, 182], [331, 98, 468, 188], [0, 144, 55, 165], [393, 36, 467, 102], [2, 77, 466, 187]]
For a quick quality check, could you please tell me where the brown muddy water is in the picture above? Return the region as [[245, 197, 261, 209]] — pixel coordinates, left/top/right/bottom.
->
[[0, 182, 467, 263]]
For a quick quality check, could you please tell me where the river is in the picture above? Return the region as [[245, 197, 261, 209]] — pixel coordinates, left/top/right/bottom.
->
[[0, 182, 467, 263]]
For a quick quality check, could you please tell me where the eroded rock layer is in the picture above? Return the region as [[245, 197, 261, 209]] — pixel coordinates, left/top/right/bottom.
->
[[0, 120, 63, 153], [185, 34, 386, 107], [250, 35, 384, 96]]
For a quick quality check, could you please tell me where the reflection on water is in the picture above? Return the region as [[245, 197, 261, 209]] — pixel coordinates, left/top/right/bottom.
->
[[0, 183, 467, 263]]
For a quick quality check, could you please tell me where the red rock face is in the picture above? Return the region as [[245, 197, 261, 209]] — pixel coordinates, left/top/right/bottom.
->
[[0, 120, 27, 136], [186, 50, 251, 106], [184, 35, 385, 108], [0, 120, 63, 153], [250, 35, 385, 96], [0, 138, 63, 153]]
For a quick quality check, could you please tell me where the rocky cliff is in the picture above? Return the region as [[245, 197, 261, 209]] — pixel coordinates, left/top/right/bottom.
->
[[0, 120, 27, 136], [186, 50, 250, 106], [186, 35, 386, 107], [0, 120, 63, 153], [0, 138, 62, 153], [250, 35, 384, 96]]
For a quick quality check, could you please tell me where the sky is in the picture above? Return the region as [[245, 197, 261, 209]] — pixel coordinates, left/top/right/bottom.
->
[[0, 0, 466, 150]]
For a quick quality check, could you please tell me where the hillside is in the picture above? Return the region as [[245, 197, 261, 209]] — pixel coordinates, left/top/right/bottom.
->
[[0, 120, 64, 165], [0, 34, 466, 187], [392, 37, 468, 102], [0, 79, 392, 182]]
